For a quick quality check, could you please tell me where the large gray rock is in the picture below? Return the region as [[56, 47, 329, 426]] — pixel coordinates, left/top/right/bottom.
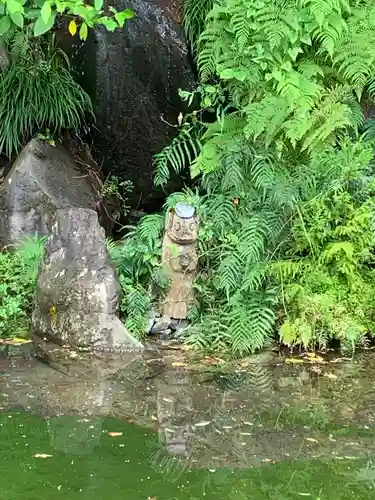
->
[[0, 139, 101, 248], [59, 0, 195, 209], [32, 207, 143, 358]]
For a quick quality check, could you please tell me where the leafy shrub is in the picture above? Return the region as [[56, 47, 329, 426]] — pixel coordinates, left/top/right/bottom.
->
[[108, 214, 169, 339], [153, 0, 375, 354], [275, 140, 375, 350], [0, 236, 44, 339], [0, 28, 93, 156], [0, 0, 134, 40]]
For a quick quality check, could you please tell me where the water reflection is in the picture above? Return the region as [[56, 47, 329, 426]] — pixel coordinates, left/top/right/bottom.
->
[[1, 351, 375, 498]]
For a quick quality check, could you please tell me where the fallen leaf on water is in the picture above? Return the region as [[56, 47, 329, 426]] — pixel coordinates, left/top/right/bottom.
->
[[194, 421, 211, 427], [305, 352, 326, 363], [147, 497, 158, 500], [171, 361, 187, 367], [310, 365, 322, 374], [324, 372, 338, 380], [204, 356, 225, 365], [238, 359, 249, 368], [0, 338, 32, 345], [34, 454, 53, 458], [305, 437, 318, 443], [179, 344, 191, 351], [285, 357, 305, 364], [108, 432, 123, 437]]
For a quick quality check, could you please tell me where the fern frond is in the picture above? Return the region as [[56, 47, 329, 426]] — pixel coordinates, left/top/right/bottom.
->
[[153, 128, 201, 186], [215, 250, 243, 298], [183, 0, 214, 45], [226, 292, 276, 355], [197, 20, 226, 81], [206, 194, 237, 232], [137, 214, 165, 245], [238, 215, 269, 262], [15, 234, 45, 280], [120, 280, 150, 339]]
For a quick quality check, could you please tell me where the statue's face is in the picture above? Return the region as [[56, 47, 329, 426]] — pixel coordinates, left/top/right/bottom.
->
[[168, 211, 198, 244]]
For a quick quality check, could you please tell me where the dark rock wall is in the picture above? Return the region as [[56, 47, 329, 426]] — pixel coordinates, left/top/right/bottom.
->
[[59, 0, 195, 211]]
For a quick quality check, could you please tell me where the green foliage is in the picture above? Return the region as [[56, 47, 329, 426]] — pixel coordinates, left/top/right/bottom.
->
[[275, 140, 375, 351], [101, 175, 133, 218], [153, 0, 375, 354], [0, 0, 134, 40], [108, 214, 169, 339], [0, 29, 92, 156], [182, 0, 214, 45], [0, 235, 44, 339], [153, 126, 201, 187]]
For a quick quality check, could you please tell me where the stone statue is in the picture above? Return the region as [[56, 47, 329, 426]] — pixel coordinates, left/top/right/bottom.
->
[[161, 203, 199, 319]]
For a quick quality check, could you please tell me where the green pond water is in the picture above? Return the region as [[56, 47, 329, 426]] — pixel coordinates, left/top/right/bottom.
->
[[1, 351, 375, 499]]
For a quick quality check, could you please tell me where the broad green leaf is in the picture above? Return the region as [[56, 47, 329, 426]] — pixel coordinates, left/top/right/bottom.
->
[[288, 46, 303, 61], [94, 0, 103, 10], [40, 1, 51, 23], [300, 34, 312, 45], [71, 5, 88, 18], [122, 8, 135, 19], [68, 19, 77, 35], [24, 8, 40, 19], [220, 68, 235, 79], [0, 5, 4, 15], [33, 11, 55, 35], [6, 0, 23, 14], [233, 70, 247, 81], [10, 11, 23, 26], [0, 15, 11, 35], [79, 21, 88, 40], [115, 8, 135, 27], [101, 17, 117, 31]]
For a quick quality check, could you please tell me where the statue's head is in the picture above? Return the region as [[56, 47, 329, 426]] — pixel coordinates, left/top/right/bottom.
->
[[167, 203, 199, 244]]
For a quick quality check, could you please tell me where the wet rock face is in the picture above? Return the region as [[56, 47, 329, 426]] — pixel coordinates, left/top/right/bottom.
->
[[62, 0, 195, 209], [0, 139, 102, 248], [32, 207, 143, 359]]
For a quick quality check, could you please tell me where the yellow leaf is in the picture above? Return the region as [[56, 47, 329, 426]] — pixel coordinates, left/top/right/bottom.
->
[[49, 305, 56, 316], [204, 356, 225, 365], [68, 20, 77, 36], [305, 352, 325, 363], [324, 372, 338, 380], [285, 357, 304, 364], [34, 454, 53, 458], [171, 361, 187, 367], [305, 437, 318, 443], [11, 338, 32, 344]]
